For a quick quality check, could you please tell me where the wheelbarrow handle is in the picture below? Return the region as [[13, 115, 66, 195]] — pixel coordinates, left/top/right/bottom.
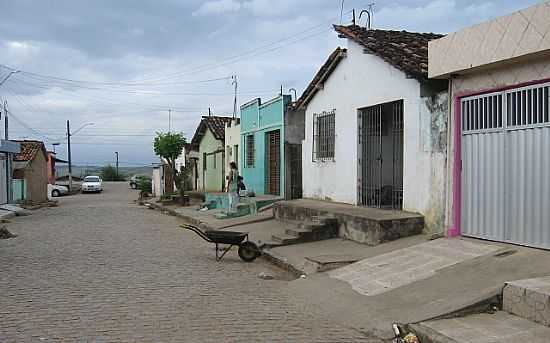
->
[[180, 224, 213, 243]]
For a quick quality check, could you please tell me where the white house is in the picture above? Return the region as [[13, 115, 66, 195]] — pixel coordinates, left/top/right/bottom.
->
[[224, 118, 240, 172], [298, 24, 448, 233]]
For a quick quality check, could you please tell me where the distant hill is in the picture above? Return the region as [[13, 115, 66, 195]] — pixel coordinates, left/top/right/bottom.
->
[[56, 165, 153, 180]]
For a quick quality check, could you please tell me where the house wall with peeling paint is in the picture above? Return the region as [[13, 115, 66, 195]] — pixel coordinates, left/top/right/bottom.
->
[[404, 92, 448, 234], [302, 39, 449, 234]]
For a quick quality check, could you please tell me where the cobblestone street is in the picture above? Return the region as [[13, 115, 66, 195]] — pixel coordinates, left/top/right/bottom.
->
[[0, 183, 378, 342]]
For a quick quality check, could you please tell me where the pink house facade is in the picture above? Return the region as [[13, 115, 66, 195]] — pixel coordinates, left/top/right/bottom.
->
[[429, 2, 550, 249]]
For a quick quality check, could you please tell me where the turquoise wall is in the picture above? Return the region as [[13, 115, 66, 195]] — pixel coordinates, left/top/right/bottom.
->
[[240, 95, 289, 196]]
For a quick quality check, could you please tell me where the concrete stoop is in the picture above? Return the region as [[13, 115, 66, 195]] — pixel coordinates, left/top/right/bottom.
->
[[270, 216, 338, 247], [274, 199, 424, 246], [410, 276, 550, 343]]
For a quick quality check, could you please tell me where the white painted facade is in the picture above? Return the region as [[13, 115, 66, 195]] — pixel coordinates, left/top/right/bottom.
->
[[224, 119, 241, 172], [302, 39, 448, 233], [174, 146, 186, 172], [152, 164, 163, 198]]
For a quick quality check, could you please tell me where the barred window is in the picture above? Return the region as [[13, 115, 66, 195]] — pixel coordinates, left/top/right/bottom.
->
[[313, 110, 336, 161], [245, 134, 255, 168]]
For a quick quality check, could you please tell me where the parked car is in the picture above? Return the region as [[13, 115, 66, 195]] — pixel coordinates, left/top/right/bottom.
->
[[129, 175, 151, 190], [48, 184, 69, 198], [81, 176, 103, 193]]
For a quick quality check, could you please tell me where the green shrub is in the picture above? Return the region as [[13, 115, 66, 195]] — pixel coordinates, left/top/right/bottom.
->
[[101, 165, 126, 181], [139, 178, 152, 193]]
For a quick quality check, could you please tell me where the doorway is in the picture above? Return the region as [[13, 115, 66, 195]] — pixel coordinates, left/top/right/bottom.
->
[[358, 100, 404, 210], [265, 129, 281, 195]]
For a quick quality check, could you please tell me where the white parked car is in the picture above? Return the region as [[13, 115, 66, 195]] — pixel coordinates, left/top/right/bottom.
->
[[48, 184, 69, 198], [81, 176, 103, 193]]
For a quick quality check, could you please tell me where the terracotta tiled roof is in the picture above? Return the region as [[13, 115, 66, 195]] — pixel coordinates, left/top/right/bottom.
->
[[295, 47, 347, 109], [12, 140, 47, 162], [190, 115, 233, 150], [334, 25, 444, 81]]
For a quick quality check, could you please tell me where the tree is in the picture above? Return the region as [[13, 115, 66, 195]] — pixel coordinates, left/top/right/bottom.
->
[[153, 132, 188, 201], [101, 164, 125, 181]]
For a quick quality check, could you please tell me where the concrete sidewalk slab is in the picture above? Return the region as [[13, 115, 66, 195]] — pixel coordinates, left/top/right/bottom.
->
[[0, 204, 31, 216], [265, 234, 427, 275], [284, 239, 550, 340], [145, 202, 273, 230], [0, 209, 16, 220], [329, 239, 501, 296], [416, 311, 550, 343]]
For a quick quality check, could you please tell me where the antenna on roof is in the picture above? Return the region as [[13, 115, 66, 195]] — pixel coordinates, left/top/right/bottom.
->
[[360, 3, 375, 29], [340, 0, 345, 24], [352, 9, 356, 26], [208, 107, 212, 117], [231, 75, 238, 118], [280, 85, 283, 96], [289, 88, 297, 102]]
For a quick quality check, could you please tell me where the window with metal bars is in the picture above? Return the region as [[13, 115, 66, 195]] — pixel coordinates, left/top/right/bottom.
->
[[245, 134, 255, 168], [313, 110, 336, 161], [507, 86, 549, 127], [462, 84, 550, 133]]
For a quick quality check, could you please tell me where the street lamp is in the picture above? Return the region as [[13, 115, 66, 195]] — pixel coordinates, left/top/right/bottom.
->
[[52, 142, 61, 153], [115, 151, 119, 179], [66, 121, 94, 191]]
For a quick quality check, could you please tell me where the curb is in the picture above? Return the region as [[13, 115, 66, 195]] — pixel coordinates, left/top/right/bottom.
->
[[261, 249, 305, 278], [142, 201, 215, 230]]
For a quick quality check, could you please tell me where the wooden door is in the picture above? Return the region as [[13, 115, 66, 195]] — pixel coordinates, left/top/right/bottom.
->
[[266, 130, 281, 195]]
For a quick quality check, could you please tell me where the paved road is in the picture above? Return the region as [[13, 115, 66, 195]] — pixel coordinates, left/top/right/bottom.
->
[[0, 182, 378, 342]]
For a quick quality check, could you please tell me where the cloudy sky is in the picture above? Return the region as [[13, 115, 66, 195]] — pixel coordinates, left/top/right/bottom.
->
[[0, 0, 540, 166]]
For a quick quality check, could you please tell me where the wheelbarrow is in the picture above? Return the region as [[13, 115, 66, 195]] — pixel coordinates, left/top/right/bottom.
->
[[181, 224, 261, 262]]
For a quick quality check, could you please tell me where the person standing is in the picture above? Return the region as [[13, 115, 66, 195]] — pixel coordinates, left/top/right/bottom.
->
[[226, 162, 239, 213]]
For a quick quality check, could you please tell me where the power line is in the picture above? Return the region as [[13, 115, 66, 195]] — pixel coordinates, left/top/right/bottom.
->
[[13, 76, 280, 96], [1, 65, 232, 87]]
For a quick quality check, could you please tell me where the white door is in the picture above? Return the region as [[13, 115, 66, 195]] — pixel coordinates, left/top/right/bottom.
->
[[461, 83, 550, 249]]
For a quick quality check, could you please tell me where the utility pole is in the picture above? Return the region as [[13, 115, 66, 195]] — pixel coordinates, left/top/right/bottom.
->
[[0, 69, 20, 204], [67, 120, 72, 192], [232, 75, 238, 118], [168, 109, 172, 132], [3, 100, 12, 203], [115, 151, 119, 179]]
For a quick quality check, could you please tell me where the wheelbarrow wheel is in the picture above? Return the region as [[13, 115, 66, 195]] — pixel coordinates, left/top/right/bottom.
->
[[238, 242, 260, 262]]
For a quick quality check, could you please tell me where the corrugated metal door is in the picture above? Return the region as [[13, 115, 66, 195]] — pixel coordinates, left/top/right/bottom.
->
[[266, 130, 280, 195], [461, 83, 550, 249]]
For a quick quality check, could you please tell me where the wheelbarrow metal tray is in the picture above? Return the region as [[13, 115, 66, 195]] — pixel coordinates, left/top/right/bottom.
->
[[205, 230, 248, 245]]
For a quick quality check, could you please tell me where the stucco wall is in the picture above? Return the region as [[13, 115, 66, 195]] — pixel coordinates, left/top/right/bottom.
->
[[429, 1, 550, 78], [302, 39, 448, 233], [24, 152, 48, 203], [197, 129, 224, 192], [444, 56, 550, 235], [225, 119, 241, 173], [240, 96, 285, 196]]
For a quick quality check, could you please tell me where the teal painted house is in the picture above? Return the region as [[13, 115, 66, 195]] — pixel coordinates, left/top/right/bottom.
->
[[240, 94, 305, 199]]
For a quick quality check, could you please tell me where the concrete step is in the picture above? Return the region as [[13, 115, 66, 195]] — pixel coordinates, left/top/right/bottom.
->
[[409, 311, 550, 343], [503, 276, 550, 327], [271, 234, 301, 245]]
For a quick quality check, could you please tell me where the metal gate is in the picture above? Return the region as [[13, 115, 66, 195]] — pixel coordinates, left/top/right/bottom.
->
[[461, 82, 550, 249], [288, 143, 302, 199], [358, 100, 404, 209], [266, 129, 281, 195]]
